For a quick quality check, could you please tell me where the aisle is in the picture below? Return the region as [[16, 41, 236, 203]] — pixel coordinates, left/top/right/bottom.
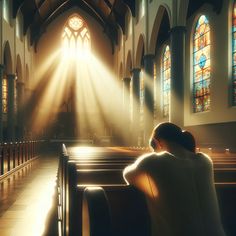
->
[[0, 153, 58, 236]]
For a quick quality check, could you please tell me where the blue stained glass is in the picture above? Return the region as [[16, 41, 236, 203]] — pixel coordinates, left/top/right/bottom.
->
[[161, 45, 171, 117], [233, 2, 236, 105], [199, 54, 207, 69]]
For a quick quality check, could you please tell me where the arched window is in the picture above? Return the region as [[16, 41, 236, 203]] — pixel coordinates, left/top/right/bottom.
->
[[2, 75, 8, 113], [193, 15, 210, 113], [16, 12, 23, 39], [232, 2, 236, 106], [139, 0, 145, 19], [153, 62, 157, 121], [140, 69, 144, 127], [161, 45, 171, 117], [62, 14, 90, 58], [3, 0, 9, 23]]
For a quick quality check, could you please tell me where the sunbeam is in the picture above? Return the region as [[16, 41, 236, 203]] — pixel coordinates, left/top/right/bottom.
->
[[29, 19, 150, 145]]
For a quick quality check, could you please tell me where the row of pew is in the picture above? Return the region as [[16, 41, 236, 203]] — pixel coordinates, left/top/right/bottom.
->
[[57, 145, 236, 236], [57, 145, 151, 236], [0, 141, 41, 178]]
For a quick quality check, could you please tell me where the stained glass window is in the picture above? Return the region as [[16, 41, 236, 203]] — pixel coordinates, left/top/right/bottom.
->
[[2, 76, 8, 113], [153, 62, 157, 121], [193, 15, 211, 112], [130, 79, 133, 122], [140, 70, 144, 129], [3, 0, 9, 23], [16, 14, 23, 39], [232, 2, 236, 105], [140, 0, 145, 19], [161, 45, 171, 117], [62, 14, 90, 58], [129, 17, 132, 35], [15, 77, 17, 114]]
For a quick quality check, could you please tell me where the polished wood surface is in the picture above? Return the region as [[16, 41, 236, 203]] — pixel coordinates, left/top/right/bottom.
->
[[0, 153, 58, 236]]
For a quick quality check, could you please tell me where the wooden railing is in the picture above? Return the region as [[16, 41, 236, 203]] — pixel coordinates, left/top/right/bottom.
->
[[0, 141, 42, 178]]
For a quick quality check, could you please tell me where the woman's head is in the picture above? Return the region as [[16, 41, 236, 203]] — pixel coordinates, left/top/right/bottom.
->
[[181, 130, 196, 153], [149, 122, 196, 152], [150, 122, 182, 151]]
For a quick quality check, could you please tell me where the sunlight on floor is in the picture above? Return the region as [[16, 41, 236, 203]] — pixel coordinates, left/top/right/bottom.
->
[[0, 157, 58, 236]]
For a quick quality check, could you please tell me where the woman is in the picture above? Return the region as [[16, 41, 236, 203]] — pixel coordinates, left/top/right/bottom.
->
[[124, 122, 225, 236]]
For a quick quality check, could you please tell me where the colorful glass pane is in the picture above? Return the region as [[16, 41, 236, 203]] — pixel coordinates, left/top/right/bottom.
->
[[2, 76, 8, 113], [232, 2, 236, 105], [161, 45, 171, 117], [193, 15, 211, 112], [3, 0, 9, 23], [15, 81, 17, 114], [140, 70, 144, 129], [153, 62, 157, 121]]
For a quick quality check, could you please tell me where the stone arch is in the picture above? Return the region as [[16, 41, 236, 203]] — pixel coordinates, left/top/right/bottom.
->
[[149, 5, 171, 54], [3, 41, 13, 74], [125, 51, 132, 77], [135, 34, 145, 68]]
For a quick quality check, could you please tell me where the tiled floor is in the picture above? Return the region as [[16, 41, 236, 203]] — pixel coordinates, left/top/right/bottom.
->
[[0, 153, 58, 236]]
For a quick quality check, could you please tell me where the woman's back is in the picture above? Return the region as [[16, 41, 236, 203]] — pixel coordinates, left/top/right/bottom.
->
[[135, 151, 225, 236]]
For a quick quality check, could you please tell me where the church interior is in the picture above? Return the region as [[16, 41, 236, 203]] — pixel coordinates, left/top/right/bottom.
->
[[0, 0, 236, 235]]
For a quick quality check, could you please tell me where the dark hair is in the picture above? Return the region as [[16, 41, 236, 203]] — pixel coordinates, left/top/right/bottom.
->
[[150, 123, 196, 153], [181, 130, 196, 153], [150, 122, 182, 149]]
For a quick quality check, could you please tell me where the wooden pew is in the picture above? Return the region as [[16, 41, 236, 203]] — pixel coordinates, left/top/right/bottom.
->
[[82, 186, 151, 236], [58, 144, 236, 236], [65, 163, 128, 236], [58, 145, 141, 236]]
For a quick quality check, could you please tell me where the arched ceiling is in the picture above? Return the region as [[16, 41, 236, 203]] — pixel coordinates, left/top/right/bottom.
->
[[12, 0, 135, 51]]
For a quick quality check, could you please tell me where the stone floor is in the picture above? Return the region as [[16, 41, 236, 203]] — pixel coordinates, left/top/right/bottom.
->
[[0, 153, 58, 236]]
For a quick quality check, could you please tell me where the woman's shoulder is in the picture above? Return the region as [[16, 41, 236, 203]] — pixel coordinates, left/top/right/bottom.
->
[[135, 151, 174, 166], [193, 152, 213, 170], [196, 152, 212, 162]]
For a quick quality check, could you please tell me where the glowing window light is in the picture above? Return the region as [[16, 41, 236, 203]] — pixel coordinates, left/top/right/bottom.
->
[[2, 75, 8, 113], [140, 0, 145, 19], [161, 45, 171, 118], [153, 62, 157, 122], [15, 77, 17, 113], [62, 14, 90, 59], [130, 78, 133, 122], [3, 0, 9, 23], [140, 70, 144, 129], [232, 2, 236, 106], [16, 13, 23, 39], [193, 15, 211, 113]]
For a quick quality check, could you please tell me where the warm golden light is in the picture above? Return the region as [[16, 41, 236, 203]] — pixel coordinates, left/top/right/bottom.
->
[[69, 147, 96, 157], [62, 14, 90, 60], [29, 13, 153, 145]]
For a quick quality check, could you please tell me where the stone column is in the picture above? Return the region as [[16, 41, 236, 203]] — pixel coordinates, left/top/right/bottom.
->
[[131, 68, 141, 145], [143, 54, 155, 143], [7, 74, 16, 141], [24, 87, 34, 139], [123, 77, 131, 115], [0, 65, 3, 141], [17, 81, 25, 139], [122, 77, 131, 144], [170, 26, 186, 127]]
